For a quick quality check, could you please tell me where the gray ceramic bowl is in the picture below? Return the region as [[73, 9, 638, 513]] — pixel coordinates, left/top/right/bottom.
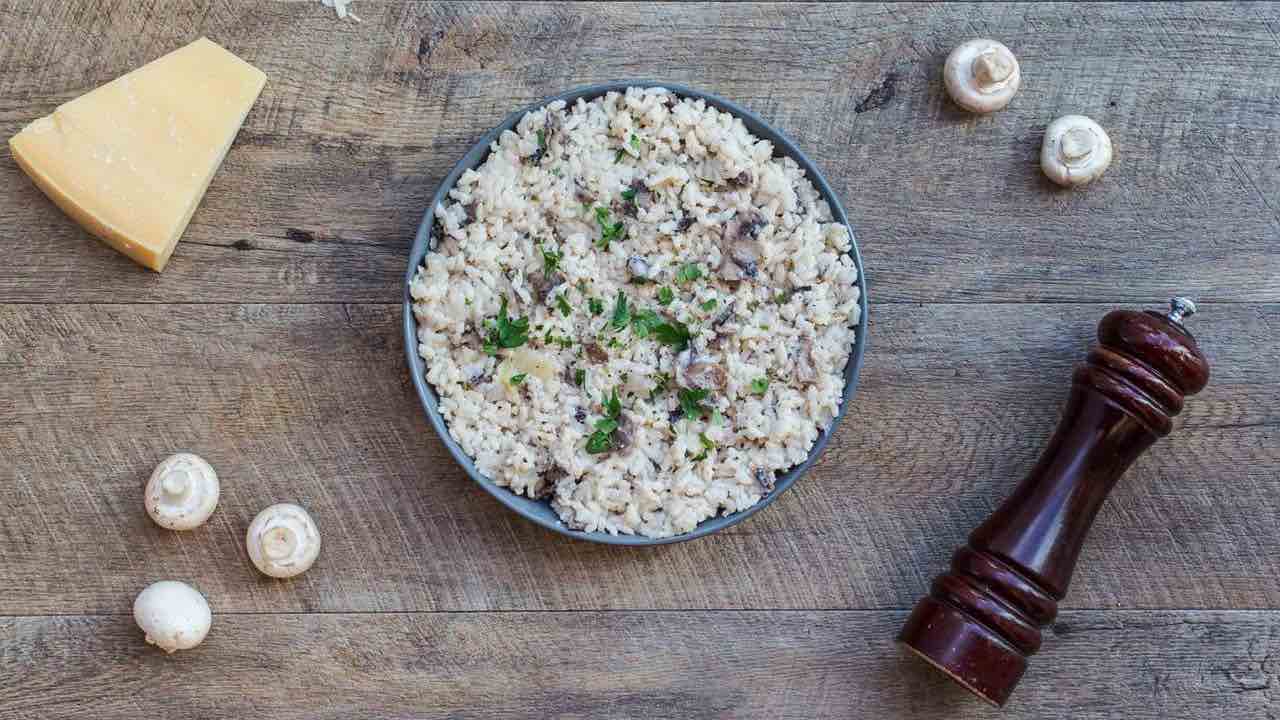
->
[[403, 81, 868, 545]]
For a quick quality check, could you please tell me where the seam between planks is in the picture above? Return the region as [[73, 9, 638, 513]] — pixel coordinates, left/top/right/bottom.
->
[[5, 607, 1280, 619], [0, 301, 1276, 307]]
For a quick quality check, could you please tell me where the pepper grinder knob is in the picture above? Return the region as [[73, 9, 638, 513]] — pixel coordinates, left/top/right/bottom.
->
[[1167, 296, 1196, 326], [896, 299, 1209, 706]]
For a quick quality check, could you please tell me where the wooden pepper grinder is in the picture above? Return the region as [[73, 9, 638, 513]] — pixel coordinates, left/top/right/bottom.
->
[[897, 298, 1209, 707]]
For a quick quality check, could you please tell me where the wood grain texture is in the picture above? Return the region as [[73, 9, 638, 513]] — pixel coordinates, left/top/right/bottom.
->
[[1, 610, 1276, 720], [0, 2, 1277, 303], [3, 2, 1280, 717], [3, 302, 1275, 614]]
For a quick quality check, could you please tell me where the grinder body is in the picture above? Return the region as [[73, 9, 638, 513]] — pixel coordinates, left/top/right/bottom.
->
[[897, 301, 1209, 706]]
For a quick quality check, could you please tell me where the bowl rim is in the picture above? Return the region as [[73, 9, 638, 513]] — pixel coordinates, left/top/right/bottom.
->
[[402, 81, 869, 546]]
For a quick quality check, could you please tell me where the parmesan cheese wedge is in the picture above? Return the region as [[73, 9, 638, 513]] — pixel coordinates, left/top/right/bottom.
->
[[8, 38, 266, 271]]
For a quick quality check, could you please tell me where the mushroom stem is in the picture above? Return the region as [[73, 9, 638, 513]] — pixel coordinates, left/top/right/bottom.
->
[[1060, 127, 1096, 165], [971, 50, 1013, 90], [262, 526, 299, 561], [160, 470, 192, 499]]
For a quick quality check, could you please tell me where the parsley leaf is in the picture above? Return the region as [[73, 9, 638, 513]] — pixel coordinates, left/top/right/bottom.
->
[[585, 389, 624, 454], [593, 206, 625, 249], [556, 293, 571, 317], [649, 372, 671, 400], [483, 297, 529, 355], [651, 319, 692, 352], [588, 297, 605, 316], [675, 263, 703, 285], [657, 286, 674, 306], [539, 244, 562, 275], [678, 388, 712, 421], [620, 188, 637, 201], [536, 129, 546, 149], [585, 430, 613, 454], [510, 373, 527, 385], [691, 432, 715, 461], [614, 148, 626, 163], [750, 377, 769, 395], [574, 368, 585, 386], [630, 308, 663, 338], [610, 290, 631, 331], [630, 133, 640, 151], [700, 297, 718, 312]]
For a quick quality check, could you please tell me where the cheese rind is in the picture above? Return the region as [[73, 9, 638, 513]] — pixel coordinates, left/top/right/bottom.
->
[[8, 37, 266, 271]]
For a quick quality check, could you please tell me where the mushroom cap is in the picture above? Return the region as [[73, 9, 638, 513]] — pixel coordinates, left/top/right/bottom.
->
[[145, 453, 219, 531], [246, 503, 321, 578], [133, 580, 212, 653], [943, 39, 1022, 113], [1040, 115, 1114, 187]]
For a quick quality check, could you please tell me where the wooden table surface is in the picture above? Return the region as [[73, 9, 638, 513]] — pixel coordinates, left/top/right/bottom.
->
[[2, 2, 1278, 718]]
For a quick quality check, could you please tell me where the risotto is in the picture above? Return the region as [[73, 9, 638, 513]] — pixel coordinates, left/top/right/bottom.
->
[[410, 87, 861, 538]]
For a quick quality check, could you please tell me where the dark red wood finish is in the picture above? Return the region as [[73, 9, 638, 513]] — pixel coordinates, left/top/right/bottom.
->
[[897, 305, 1209, 707]]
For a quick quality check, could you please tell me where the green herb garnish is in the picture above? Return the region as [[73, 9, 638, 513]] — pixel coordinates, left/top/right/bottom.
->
[[750, 377, 769, 395], [609, 290, 630, 331], [630, 133, 640, 151], [614, 149, 626, 163], [630, 308, 663, 338], [657, 286, 674, 306], [692, 432, 716, 460], [620, 188, 637, 201], [678, 388, 712, 421], [588, 297, 605, 316], [574, 368, 585, 386], [585, 389, 624, 454], [482, 297, 529, 355], [700, 298, 718, 312], [594, 207, 625, 249], [536, 129, 546, 149], [556, 293, 572, 317], [675, 263, 703, 285], [651, 319, 693, 352], [650, 372, 671, 400], [540, 244, 563, 275], [510, 373, 527, 385]]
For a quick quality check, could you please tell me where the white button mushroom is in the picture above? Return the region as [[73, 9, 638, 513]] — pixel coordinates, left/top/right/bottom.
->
[[1040, 115, 1114, 187], [246, 503, 321, 578], [944, 39, 1022, 113], [144, 453, 220, 531], [133, 580, 212, 653]]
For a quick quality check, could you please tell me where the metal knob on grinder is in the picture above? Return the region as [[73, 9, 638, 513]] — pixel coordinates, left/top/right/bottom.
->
[[896, 298, 1210, 707]]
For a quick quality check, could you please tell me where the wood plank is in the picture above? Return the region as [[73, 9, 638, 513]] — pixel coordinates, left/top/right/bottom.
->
[[0, 2, 1277, 303], [2, 302, 1275, 614], [0, 610, 1276, 719]]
